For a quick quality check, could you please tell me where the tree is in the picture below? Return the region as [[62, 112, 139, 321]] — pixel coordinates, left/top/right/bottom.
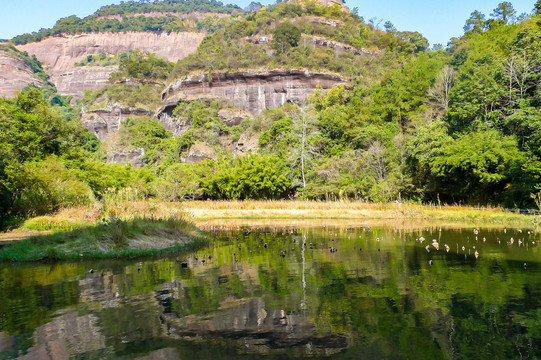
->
[[491, 2, 516, 23], [535, 0, 541, 15], [289, 106, 319, 189], [430, 130, 524, 203], [384, 21, 395, 33], [463, 10, 487, 34], [272, 22, 301, 54], [427, 65, 457, 112], [247, 1, 263, 12]]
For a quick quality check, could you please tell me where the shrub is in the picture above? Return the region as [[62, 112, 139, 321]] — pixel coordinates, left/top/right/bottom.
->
[[5, 158, 94, 216]]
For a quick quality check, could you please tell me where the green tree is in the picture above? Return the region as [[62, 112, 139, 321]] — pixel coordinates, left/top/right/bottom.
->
[[430, 130, 524, 203], [535, 0, 541, 15], [491, 1, 516, 23], [272, 22, 301, 53], [463, 10, 487, 34]]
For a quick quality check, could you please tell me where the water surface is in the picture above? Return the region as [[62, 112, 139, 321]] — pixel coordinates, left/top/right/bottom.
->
[[1, 224, 540, 359]]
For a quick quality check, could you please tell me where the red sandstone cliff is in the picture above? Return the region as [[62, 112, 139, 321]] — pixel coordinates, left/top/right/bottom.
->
[[16, 32, 206, 99], [0, 50, 44, 97]]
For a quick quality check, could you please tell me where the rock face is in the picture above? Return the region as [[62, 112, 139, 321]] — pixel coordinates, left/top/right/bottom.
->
[[0, 53, 44, 97], [158, 69, 346, 121], [107, 148, 146, 168], [16, 31, 206, 99], [82, 104, 153, 140], [301, 35, 380, 56], [54, 66, 118, 99], [180, 142, 218, 163], [218, 108, 251, 127]]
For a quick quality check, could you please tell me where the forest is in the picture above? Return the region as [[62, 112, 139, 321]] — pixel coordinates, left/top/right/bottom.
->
[[3, 0, 541, 229]]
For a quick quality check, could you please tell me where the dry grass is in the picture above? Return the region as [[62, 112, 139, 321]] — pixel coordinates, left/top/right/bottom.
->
[[181, 200, 534, 228], [4, 199, 536, 245]]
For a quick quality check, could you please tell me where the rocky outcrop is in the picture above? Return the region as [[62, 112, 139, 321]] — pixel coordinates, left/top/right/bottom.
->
[[82, 104, 153, 140], [180, 142, 218, 163], [54, 66, 118, 99], [159, 69, 346, 120], [218, 108, 251, 127], [107, 148, 146, 168], [16, 31, 206, 99], [0, 53, 44, 97], [301, 35, 380, 56], [234, 133, 260, 156], [290, 15, 345, 27]]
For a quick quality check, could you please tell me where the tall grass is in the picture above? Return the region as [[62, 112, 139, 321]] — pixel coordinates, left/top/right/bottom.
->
[[0, 190, 207, 262]]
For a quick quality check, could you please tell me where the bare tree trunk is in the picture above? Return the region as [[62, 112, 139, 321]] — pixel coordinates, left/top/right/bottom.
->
[[301, 108, 307, 188]]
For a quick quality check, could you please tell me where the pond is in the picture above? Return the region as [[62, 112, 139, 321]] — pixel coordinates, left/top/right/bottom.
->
[[0, 224, 540, 359]]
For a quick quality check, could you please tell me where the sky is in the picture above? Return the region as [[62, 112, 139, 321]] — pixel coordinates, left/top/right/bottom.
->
[[0, 0, 537, 45]]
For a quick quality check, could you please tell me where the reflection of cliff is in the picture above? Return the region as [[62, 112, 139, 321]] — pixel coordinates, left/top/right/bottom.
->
[[17, 313, 105, 360], [159, 295, 350, 356]]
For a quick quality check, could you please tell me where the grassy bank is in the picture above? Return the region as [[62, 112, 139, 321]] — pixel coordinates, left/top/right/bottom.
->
[[0, 200, 207, 262], [0, 218, 206, 262], [1, 200, 537, 262]]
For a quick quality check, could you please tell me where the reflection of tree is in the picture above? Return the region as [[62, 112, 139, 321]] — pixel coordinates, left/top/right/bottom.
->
[[1, 227, 541, 358]]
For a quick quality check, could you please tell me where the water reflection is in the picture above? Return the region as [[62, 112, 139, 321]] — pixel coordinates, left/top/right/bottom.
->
[[0, 225, 540, 359]]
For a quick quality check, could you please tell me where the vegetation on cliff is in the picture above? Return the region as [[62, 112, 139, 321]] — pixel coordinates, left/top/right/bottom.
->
[[11, 0, 243, 45]]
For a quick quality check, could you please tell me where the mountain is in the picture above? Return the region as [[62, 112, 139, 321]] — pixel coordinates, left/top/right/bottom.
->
[[2, 0, 541, 226]]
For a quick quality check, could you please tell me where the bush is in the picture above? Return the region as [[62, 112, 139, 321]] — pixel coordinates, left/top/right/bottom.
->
[[200, 155, 293, 199], [5, 158, 94, 216]]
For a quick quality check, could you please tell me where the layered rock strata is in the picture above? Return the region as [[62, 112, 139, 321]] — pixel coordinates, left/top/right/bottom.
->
[[82, 104, 153, 140], [16, 32, 206, 99], [158, 69, 347, 121], [0, 54, 44, 97]]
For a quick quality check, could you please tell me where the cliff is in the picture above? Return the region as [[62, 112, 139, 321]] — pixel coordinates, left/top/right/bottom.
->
[[16, 32, 206, 99], [0, 50, 44, 97], [158, 69, 347, 121], [82, 104, 153, 140]]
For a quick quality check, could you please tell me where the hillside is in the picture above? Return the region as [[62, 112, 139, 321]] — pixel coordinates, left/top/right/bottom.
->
[[7, 0, 241, 100], [0, 45, 47, 97], [2, 0, 541, 230]]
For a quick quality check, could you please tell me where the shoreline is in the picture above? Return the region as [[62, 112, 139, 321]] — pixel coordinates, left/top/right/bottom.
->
[[0, 200, 537, 262]]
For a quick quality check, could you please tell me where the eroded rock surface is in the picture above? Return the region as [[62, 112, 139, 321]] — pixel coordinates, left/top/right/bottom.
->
[[180, 142, 218, 163], [107, 148, 146, 168], [16, 32, 206, 99], [159, 69, 346, 119], [301, 35, 380, 56], [82, 104, 153, 140], [0, 54, 44, 97], [53, 66, 118, 100]]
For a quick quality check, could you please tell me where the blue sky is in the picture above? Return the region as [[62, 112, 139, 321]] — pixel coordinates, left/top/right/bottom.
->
[[0, 0, 537, 45]]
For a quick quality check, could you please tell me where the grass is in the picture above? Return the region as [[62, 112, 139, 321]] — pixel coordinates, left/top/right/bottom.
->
[[182, 200, 539, 228], [0, 198, 207, 262], [0, 217, 207, 262], [1, 199, 537, 262]]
